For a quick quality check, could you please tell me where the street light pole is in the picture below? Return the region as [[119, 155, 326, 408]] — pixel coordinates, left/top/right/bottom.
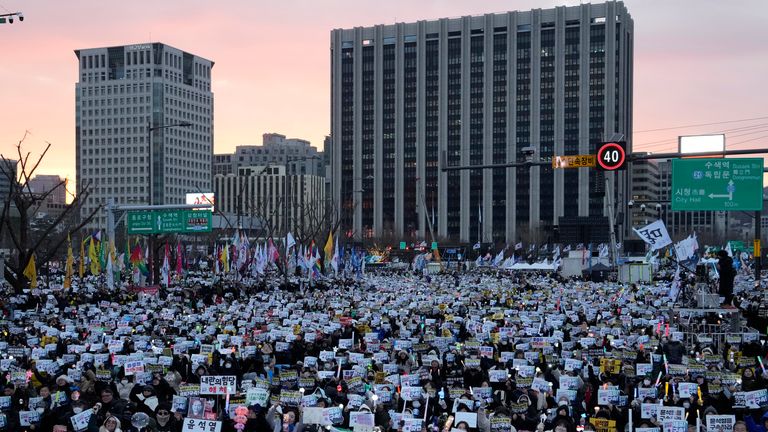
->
[[146, 120, 192, 285]]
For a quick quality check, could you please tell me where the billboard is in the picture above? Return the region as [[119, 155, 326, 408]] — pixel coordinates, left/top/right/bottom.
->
[[185, 193, 215, 210], [678, 134, 725, 155]]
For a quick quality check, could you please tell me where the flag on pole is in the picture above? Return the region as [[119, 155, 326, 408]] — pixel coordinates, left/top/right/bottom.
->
[[324, 231, 334, 266], [23, 253, 37, 289], [514, 242, 523, 251], [89, 238, 100, 276], [331, 238, 339, 276], [632, 220, 673, 251], [106, 241, 115, 290], [160, 243, 170, 287], [286, 232, 296, 251], [79, 236, 85, 279], [176, 241, 183, 275], [492, 250, 505, 267], [64, 235, 74, 289], [312, 245, 322, 278], [472, 242, 481, 250]]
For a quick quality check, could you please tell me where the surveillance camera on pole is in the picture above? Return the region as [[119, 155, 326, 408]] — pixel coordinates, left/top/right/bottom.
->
[[0, 12, 24, 24]]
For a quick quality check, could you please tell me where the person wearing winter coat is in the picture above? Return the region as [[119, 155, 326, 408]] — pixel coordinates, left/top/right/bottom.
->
[[745, 410, 768, 432]]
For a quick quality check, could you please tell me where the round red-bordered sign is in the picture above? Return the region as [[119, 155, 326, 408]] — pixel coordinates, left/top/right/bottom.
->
[[597, 142, 626, 170]]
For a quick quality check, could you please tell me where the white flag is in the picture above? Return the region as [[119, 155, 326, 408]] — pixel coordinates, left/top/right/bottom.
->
[[515, 242, 523, 251], [632, 220, 673, 251], [286, 232, 296, 251], [493, 250, 505, 266]]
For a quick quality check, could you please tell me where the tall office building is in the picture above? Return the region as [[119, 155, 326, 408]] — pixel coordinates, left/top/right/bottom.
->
[[628, 155, 660, 228], [331, 2, 633, 243], [75, 42, 214, 228]]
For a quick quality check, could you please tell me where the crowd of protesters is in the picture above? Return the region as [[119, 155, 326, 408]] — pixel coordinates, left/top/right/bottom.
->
[[0, 266, 767, 432]]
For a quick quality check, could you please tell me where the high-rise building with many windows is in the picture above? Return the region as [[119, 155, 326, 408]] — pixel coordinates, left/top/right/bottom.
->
[[75, 42, 213, 228], [331, 2, 633, 244]]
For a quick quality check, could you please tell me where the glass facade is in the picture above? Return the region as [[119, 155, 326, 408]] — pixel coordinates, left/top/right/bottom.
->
[[446, 36, 462, 238], [491, 31, 507, 240], [332, 4, 633, 244]]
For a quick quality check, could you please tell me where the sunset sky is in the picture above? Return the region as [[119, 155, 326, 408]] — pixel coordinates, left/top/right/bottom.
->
[[1, 0, 766, 198]]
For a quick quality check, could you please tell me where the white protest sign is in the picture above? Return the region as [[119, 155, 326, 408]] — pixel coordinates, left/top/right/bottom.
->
[[678, 383, 697, 399], [706, 415, 735, 432], [657, 406, 685, 423], [350, 412, 375, 428], [641, 403, 659, 419], [70, 408, 93, 431], [19, 411, 40, 427], [663, 420, 688, 432], [123, 360, 145, 376], [182, 419, 222, 432], [199, 376, 237, 395], [246, 388, 269, 406], [455, 412, 478, 428]]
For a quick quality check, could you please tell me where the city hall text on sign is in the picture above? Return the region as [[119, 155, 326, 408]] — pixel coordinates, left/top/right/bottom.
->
[[127, 209, 212, 234], [671, 158, 763, 211]]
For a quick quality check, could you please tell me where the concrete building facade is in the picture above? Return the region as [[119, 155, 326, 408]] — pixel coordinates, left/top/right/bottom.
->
[[75, 42, 214, 229], [330, 2, 633, 243]]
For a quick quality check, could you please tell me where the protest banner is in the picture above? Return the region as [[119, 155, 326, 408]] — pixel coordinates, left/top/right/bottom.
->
[[199, 375, 237, 395]]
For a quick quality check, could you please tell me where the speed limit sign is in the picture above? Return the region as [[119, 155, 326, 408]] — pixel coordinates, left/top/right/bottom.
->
[[596, 142, 626, 171]]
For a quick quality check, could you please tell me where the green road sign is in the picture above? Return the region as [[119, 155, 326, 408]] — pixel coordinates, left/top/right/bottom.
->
[[399, 241, 406, 250], [127, 209, 212, 234], [671, 158, 763, 211], [431, 242, 438, 250]]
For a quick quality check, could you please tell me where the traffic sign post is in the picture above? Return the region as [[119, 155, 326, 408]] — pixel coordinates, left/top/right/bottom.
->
[[671, 158, 763, 211], [127, 209, 212, 235]]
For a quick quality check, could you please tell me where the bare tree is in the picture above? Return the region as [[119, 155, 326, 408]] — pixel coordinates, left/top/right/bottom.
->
[[0, 135, 99, 293]]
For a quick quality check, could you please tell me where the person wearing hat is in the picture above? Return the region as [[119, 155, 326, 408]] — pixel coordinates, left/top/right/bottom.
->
[[153, 402, 179, 432]]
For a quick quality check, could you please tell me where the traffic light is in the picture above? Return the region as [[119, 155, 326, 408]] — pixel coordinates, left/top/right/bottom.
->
[[596, 142, 627, 171]]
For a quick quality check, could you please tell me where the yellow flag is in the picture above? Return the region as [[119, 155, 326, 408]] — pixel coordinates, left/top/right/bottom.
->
[[64, 235, 74, 289], [89, 237, 100, 275], [23, 253, 37, 289], [79, 237, 85, 278], [324, 231, 334, 262]]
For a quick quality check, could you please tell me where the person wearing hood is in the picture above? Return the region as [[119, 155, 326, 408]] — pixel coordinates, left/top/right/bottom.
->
[[131, 384, 159, 417], [153, 403, 180, 432], [150, 373, 177, 403], [511, 394, 539, 432], [96, 415, 123, 432]]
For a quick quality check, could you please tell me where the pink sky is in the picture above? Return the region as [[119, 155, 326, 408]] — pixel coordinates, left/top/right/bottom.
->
[[1, 0, 766, 198]]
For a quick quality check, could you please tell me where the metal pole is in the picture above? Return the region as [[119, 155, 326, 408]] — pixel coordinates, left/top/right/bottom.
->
[[107, 198, 116, 251], [756, 210, 762, 285], [605, 173, 618, 270]]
